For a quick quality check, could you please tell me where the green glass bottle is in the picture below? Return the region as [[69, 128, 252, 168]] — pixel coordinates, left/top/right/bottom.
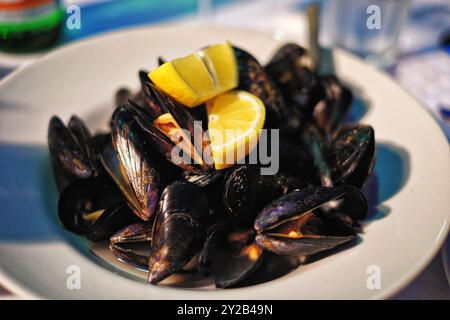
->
[[0, 0, 64, 52]]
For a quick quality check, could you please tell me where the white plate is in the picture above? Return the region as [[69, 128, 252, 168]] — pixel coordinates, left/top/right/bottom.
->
[[0, 24, 449, 299]]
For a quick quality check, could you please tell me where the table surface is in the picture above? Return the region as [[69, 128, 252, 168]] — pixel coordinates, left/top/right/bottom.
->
[[0, 0, 449, 300]]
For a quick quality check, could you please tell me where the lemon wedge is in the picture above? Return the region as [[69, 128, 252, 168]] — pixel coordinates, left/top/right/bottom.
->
[[206, 90, 265, 170], [148, 42, 238, 107]]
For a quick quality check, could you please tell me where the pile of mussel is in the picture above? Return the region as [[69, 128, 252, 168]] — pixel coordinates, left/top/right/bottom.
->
[[48, 43, 375, 288]]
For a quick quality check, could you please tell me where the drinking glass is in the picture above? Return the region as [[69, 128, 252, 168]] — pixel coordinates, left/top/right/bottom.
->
[[321, 0, 411, 68]]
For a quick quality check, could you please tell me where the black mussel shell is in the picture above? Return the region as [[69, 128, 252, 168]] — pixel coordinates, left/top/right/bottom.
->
[[58, 177, 123, 235], [138, 70, 150, 89], [91, 132, 111, 149], [67, 116, 96, 164], [278, 137, 315, 183], [223, 165, 303, 220], [136, 85, 214, 173], [239, 252, 301, 287], [316, 209, 362, 236], [182, 170, 224, 188], [313, 76, 353, 134], [329, 124, 375, 189], [183, 170, 228, 223], [87, 201, 140, 242], [115, 88, 133, 107], [255, 232, 355, 257], [119, 70, 155, 115], [100, 136, 133, 199], [323, 184, 368, 221], [198, 219, 263, 288], [110, 105, 163, 221], [265, 44, 324, 129], [233, 46, 292, 130], [254, 184, 367, 233], [265, 43, 316, 95], [301, 124, 332, 187], [198, 220, 227, 276], [157, 57, 166, 66], [48, 116, 96, 191], [148, 181, 208, 284], [253, 185, 367, 257], [110, 222, 153, 270], [255, 207, 357, 256]]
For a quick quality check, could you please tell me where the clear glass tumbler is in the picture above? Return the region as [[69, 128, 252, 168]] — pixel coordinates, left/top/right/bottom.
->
[[321, 0, 411, 68]]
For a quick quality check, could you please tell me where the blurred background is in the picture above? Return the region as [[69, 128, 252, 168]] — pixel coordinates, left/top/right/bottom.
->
[[0, 0, 449, 299]]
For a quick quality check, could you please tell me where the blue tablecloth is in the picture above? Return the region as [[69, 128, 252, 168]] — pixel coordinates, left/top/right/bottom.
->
[[59, 0, 237, 44]]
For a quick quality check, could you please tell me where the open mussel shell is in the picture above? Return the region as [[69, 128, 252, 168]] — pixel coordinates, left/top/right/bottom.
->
[[148, 181, 208, 284], [329, 124, 375, 189], [133, 84, 214, 173], [255, 184, 367, 232], [110, 105, 163, 221], [255, 231, 355, 257], [223, 165, 303, 220], [58, 177, 123, 235], [109, 222, 153, 270], [86, 201, 140, 242], [198, 219, 263, 288], [254, 185, 367, 257], [48, 116, 97, 191]]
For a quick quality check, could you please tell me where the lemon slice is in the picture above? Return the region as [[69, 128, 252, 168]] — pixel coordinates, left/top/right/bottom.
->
[[148, 42, 238, 107], [207, 90, 265, 170]]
